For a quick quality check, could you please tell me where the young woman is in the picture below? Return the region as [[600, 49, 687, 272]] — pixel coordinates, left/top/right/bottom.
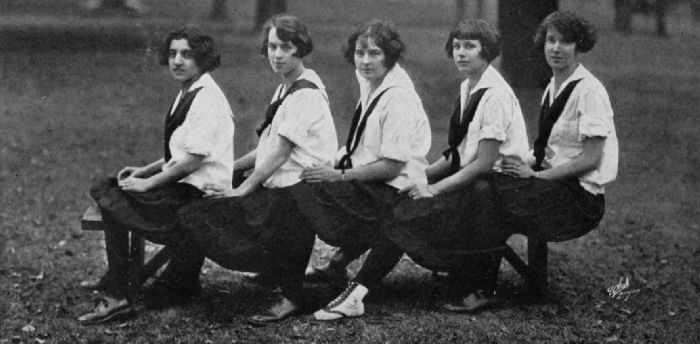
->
[[174, 14, 338, 324], [78, 27, 235, 324], [297, 21, 431, 289], [498, 11, 617, 246], [313, 19, 529, 320]]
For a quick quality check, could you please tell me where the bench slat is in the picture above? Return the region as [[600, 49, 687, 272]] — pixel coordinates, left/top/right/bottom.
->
[[81, 205, 107, 231]]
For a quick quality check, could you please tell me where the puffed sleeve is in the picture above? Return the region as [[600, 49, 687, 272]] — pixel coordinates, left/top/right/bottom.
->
[[376, 90, 416, 163], [275, 88, 328, 147], [475, 90, 510, 143], [577, 87, 613, 141], [181, 88, 231, 156]]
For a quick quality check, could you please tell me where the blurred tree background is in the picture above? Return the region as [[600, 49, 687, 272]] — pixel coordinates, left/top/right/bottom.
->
[[2, 0, 696, 87]]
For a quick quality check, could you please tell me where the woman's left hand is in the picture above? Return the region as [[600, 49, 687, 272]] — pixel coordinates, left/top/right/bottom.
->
[[399, 183, 435, 199], [501, 155, 536, 178], [300, 165, 343, 183], [119, 177, 154, 193], [202, 183, 251, 198]]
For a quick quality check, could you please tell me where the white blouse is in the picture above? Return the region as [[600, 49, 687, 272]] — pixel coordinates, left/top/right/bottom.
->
[[340, 64, 431, 190], [456, 65, 529, 171], [166, 73, 235, 193], [256, 68, 338, 188], [537, 64, 619, 194]]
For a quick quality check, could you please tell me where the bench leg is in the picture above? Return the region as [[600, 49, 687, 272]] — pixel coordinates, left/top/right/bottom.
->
[[527, 238, 548, 297], [139, 246, 172, 285], [502, 244, 530, 280], [82, 206, 172, 297]]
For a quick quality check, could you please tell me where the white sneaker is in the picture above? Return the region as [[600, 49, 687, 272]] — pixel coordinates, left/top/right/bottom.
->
[[314, 282, 368, 321]]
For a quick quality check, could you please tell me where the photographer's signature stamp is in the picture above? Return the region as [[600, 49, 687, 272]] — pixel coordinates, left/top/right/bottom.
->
[[607, 276, 640, 301]]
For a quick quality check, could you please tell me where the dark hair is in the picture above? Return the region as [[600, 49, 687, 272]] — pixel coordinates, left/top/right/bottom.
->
[[444, 19, 501, 62], [260, 14, 313, 58], [343, 20, 405, 69], [534, 11, 597, 53], [158, 27, 220, 73]]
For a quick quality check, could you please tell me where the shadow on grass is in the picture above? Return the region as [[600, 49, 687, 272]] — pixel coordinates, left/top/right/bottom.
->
[[169, 275, 342, 322]]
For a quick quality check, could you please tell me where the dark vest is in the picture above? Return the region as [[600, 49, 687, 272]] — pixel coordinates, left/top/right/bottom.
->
[[164, 87, 203, 162], [338, 89, 390, 170], [442, 88, 489, 174], [256, 79, 319, 136], [533, 79, 582, 171]]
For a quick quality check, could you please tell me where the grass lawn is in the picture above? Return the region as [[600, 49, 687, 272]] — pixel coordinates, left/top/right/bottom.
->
[[1, 1, 699, 343]]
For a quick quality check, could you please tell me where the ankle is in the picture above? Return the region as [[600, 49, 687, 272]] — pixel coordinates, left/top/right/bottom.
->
[[275, 296, 298, 309], [347, 281, 369, 300]]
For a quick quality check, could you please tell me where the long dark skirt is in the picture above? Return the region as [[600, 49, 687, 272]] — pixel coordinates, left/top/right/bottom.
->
[[89, 177, 203, 245], [286, 181, 404, 250], [176, 186, 305, 272], [176, 185, 315, 302], [381, 178, 510, 272], [490, 173, 605, 242]]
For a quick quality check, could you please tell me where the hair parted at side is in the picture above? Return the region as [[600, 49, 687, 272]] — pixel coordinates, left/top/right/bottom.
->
[[533, 11, 597, 53], [343, 20, 405, 69], [158, 26, 221, 73], [260, 14, 313, 58], [445, 19, 501, 62]]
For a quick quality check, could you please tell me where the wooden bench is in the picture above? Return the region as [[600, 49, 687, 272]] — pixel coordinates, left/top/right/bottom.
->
[[81, 205, 172, 297], [83, 205, 550, 297]]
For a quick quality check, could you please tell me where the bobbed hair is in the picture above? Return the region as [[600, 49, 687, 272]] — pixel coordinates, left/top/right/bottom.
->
[[158, 26, 220, 73], [534, 11, 597, 53], [445, 19, 501, 62], [343, 20, 405, 69], [260, 14, 313, 58]]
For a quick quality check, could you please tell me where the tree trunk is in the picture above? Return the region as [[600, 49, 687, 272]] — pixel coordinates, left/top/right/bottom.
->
[[455, 0, 489, 22], [614, 0, 633, 33], [456, 0, 467, 23], [654, 0, 668, 37], [253, 0, 287, 32], [498, 0, 557, 89], [210, 0, 228, 21]]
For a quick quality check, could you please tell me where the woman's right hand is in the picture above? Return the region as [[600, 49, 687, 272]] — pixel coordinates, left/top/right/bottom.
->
[[118, 166, 147, 181], [300, 165, 343, 183], [201, 183, 234, 198], [399, 184, 436, 200], [501, 155, 536, 179]]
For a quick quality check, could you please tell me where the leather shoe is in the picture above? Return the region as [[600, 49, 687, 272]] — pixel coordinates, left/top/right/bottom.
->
[[78, 296, 134, 325], [440, 290, 497, 313], [314, 282, 367, 321], [248, 297, 301, 325]]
